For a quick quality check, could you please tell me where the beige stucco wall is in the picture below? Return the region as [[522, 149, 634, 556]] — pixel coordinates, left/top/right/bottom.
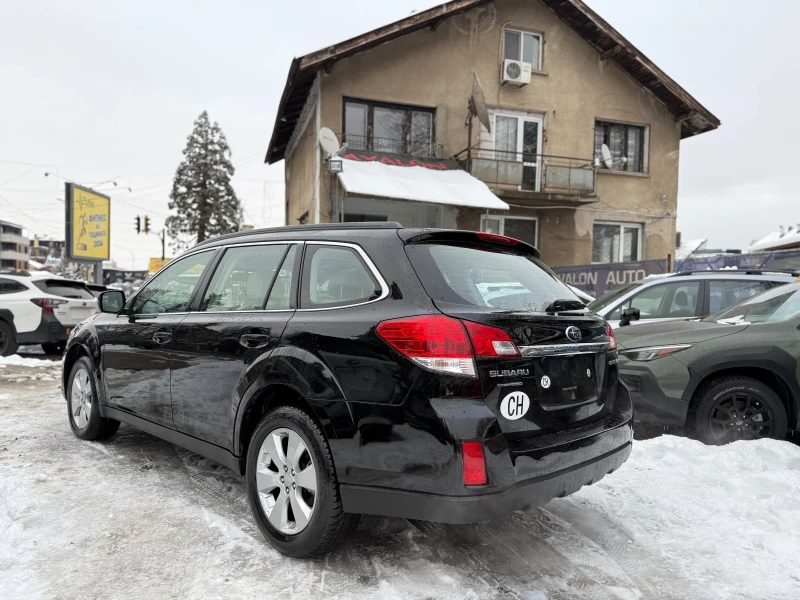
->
[[288, 0, 683, 264], [285, 95, 318, 226]]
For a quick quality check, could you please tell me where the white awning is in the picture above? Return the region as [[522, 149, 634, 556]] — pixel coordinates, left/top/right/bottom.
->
[[337, 156, 509, 211]]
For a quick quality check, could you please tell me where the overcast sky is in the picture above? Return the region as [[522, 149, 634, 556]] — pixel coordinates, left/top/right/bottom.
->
[[1, 0, 798, 269]]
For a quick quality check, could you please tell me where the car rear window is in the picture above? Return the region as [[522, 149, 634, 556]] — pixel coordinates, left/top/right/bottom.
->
[[406, 243, 580, 312], [33, 279, 95, 299]]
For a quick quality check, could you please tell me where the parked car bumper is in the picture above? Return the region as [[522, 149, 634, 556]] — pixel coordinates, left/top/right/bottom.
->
[[618, 361, 691, 427], [339, 386, 634, 523], [16, 312, 71, 345]]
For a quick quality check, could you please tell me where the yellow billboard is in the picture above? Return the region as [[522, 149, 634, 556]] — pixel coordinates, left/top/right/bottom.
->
[[148, 257, 173, 274], [66, 184, 110, 261]]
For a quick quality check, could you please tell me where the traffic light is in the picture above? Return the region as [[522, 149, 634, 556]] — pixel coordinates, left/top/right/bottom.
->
[[143, 215, 151, 235], [135, 216, 141, 234]]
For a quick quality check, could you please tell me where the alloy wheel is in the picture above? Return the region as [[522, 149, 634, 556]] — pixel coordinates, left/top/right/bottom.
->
[[256, 427, 317, 535], [70, 368, 92, 429], [708, 391, 773, 443]]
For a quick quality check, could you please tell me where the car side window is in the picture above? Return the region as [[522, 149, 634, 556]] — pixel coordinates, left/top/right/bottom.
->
[[709, 280, 771, 314], [265, 246, 297, 309], [132, 250, 214, 315], [200, 245, 289, 312], [0, 278, 27, 294], [610, 281, 700, 320], [301, 245, 381, 308]]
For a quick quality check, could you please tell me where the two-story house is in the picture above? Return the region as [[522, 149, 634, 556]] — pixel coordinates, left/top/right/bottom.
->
[[265, 0, 719, 268]]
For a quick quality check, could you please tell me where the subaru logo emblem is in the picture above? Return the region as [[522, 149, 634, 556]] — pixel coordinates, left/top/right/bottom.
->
[[565, 326, 582, 342]]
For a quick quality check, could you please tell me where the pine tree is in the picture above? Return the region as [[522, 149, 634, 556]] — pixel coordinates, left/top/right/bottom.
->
[[166, 111, 240, 247]]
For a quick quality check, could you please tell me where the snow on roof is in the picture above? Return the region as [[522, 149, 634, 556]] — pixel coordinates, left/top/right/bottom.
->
[[337, 157, 510, 211], [675, 238, 706, 260], [750, 225, 800, 252]]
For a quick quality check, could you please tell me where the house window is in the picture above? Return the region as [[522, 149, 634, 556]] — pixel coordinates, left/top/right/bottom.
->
[[481, 215, 538, 247], [594, 120, 647, 173], [343, 99, 436, 156], [592, 222, 643, 264], [503, 29, 542, 70]]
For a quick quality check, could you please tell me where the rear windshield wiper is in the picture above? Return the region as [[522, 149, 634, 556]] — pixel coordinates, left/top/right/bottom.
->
[[544, 299, 587, 313]]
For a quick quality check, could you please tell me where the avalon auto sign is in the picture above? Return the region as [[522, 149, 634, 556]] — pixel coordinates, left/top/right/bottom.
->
[[553, 259, 669, 298]]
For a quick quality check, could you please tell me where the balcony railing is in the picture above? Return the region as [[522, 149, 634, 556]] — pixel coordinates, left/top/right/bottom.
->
[[455, 148, 596, 197], [341, 134, 444, 158]]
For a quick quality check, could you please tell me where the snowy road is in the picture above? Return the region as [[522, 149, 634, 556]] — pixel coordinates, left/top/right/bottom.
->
[[2, 356, 800, 599]]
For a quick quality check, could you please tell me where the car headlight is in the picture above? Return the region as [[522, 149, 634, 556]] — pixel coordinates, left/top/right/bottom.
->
[[619, 344, 692, 361]]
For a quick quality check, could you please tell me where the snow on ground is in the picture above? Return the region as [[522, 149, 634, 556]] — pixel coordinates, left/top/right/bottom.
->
[[1, 365, 799, 599], [0, 353, 60, 368]]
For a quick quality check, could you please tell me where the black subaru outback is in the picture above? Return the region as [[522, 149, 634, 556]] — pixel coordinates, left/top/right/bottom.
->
[[61, 223, 632, 557]]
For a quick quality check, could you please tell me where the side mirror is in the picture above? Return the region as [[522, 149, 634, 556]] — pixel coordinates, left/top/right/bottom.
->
[[619, 307, 641, 327], [99, 290, 126, 314]]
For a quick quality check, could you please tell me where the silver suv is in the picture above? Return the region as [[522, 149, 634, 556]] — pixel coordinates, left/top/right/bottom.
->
[[588, 270, 799, 328]]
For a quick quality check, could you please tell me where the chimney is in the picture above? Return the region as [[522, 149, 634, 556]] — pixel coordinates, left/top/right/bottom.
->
[[779, 225, 785, 236]]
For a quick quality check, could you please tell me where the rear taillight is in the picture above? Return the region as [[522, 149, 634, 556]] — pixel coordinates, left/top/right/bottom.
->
[[462, 441, 487, 486], [462, 320, 520, 357], [30, 298, 67, 314], [376, 316, 476, 376], [606, 323, 617, 351], [475, 231, 519, 245], [377, 316, 523, 376]]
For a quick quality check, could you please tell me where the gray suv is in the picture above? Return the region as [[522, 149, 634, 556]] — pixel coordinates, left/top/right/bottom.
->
[[588, 270, 799, 328]]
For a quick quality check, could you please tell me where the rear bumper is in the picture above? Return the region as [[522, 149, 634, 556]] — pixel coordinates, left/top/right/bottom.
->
[[341, 435, 631, 523], [16, 313, 70, 345], [340, 387, 634, 523]]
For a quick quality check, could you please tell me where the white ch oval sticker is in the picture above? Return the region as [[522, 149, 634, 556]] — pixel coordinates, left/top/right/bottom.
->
[[541, 376, 551, 389], [500, 391, 530, 420]]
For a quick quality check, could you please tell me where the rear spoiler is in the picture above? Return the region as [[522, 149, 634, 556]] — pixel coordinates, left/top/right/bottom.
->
[[398, 229, 540, 259]]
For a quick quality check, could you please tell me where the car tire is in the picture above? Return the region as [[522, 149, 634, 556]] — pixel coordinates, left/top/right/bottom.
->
[[246, 405, 359, 557], [67, 357, 120, 441], [688, 376, 788, 445], [42, 342, 66, 356], [0, 320, 18, 357]]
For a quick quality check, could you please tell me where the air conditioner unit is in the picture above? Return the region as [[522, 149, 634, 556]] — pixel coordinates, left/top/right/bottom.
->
[[502, 59, 532, 86]]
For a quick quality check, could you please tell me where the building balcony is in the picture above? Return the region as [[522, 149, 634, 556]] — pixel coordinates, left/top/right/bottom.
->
[[340, 134, 445, 159], [455, 148, 597, 202]]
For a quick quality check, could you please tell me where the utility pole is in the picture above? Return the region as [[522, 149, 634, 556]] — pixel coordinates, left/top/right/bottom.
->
[[160, 229, 166, 261]]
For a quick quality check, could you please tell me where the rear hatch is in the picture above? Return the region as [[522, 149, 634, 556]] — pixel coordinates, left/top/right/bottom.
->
[[32, 279, 98, 325], [404, 231, 615, 438]]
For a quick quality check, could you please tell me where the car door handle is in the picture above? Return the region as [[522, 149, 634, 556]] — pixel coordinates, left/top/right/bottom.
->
[[152, 330, 172, 344], [239, 333, 271, 349]]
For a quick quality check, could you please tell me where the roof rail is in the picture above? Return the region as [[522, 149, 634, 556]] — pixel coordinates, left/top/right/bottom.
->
[[193, 222, 403, 247], [672, 269, 800, 277], [0, 268, 31, 276]]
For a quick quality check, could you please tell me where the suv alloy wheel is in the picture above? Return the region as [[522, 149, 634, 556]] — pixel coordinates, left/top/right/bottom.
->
[[66, 357, 120, 441], [246, 406, 359, 557]]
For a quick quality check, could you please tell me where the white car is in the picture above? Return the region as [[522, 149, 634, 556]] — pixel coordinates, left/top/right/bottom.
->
[[587, 270, 798, 329], [0, 269, 99, 356]]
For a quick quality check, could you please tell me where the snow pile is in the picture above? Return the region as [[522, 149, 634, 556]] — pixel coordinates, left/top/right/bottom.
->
[[571, 435, 800, 599], [0, 354, 61, 368]]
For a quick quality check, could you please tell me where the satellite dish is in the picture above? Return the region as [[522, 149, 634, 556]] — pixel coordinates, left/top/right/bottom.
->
[[319, 127, 341, 157], [471, 72, 492, 133], [601, 144, 613, 169]]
